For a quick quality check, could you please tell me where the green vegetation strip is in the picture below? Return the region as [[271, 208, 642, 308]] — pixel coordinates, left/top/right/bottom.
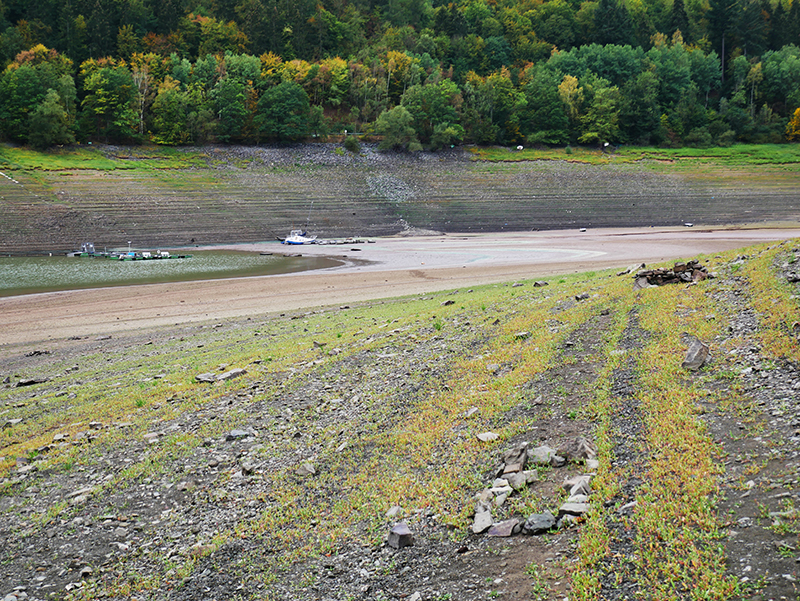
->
[[469, 144, 800, 168]]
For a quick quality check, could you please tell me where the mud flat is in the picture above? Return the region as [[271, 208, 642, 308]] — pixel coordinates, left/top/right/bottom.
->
[[2, 225, 798, 346]]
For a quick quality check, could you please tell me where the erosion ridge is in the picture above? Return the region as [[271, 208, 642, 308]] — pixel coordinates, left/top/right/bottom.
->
[[1, 240, 799, 601]]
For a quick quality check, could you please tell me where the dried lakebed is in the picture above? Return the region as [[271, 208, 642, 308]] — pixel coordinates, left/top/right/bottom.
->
[[1, 241, 799, 601]]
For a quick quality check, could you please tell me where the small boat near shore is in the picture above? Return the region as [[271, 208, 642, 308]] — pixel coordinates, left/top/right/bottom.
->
[[280, 230, 317, 245]]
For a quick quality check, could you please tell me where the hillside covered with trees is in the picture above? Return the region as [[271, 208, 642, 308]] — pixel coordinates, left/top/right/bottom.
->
[[1, 0, 800, 149]]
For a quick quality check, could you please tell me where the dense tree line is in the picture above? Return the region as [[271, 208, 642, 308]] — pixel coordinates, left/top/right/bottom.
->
[[1, 0, 800, 149]]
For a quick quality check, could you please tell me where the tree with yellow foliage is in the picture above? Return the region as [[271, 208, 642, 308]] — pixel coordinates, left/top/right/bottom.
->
[[786, 107, 800, 141]]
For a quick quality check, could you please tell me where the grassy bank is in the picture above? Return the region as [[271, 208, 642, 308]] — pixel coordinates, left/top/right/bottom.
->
[[1, 239, 799, 600], [4, 143, 800, 172], [469, 143, 800, 168]]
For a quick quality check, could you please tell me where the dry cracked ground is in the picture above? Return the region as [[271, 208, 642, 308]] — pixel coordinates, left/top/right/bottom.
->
[[1, 242, 799, 601]]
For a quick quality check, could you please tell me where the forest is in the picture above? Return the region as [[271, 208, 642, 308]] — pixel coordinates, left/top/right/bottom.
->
[[1, 0, 800, 149]]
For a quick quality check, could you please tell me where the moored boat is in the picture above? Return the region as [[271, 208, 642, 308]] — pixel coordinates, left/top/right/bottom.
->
[[282, 230, 317, 245]]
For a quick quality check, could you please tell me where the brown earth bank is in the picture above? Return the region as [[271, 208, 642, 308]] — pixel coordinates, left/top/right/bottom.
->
[[3, 143, 800, 254]]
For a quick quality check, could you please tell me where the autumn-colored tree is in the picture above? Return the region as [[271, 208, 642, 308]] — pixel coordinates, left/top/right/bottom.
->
[[786, 107, 800, 141], [0, 45, 76, 143]]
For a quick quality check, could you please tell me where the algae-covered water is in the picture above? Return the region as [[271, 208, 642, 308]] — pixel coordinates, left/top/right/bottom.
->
[[0, 250, 340, 297]]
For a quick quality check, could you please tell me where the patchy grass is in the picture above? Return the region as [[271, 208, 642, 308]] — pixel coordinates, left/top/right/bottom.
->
[[0, 144, 207, 172], [1, 241, 799, 599], [469, 143, 800, 169]]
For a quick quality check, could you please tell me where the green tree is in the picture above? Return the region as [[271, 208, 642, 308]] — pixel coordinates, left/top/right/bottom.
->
[[28, 88, 75, 148], [375, 105, 422, 151], [531, 0, 577, 49], [78, 59, 139, 142], [688, 46, 722, 107], [519, 66, 569, 145], [558, 73, 584, 140], [151, 76, 191, 144], [577, 76, 621, 145], [0, 46, 75, 143], [670, 0, 690, 40], [117, 24, 143, 59], [761, 45, 800, 111], [211, 76, 249, 142], [255, 81, 310, 141], [593, 0, 634, 46], [433, 3, 467, 37], [462, 67, 525, 144], [0, 26, 26, 68], [400, 79, 462, 144], [733, 0, 767, 56], [619, 69, 662, 144], [707, 0, 735, 79], [786, 106, 800, 140], [646, 33, 693, 109]]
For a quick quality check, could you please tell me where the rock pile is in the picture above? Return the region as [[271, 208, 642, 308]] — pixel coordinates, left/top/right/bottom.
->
[[471, 438, 598, 537], [633, 259, 712, 288]]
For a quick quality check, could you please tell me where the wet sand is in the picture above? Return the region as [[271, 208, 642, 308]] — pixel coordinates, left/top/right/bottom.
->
[[2, 226, 798, 347]]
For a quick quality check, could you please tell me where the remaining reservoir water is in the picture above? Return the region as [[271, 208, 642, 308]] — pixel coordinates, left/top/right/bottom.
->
[[0, 250, 341, 297]]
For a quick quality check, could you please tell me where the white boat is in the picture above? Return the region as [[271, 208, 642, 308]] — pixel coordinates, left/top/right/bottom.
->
[[282, 230, 317, 245]]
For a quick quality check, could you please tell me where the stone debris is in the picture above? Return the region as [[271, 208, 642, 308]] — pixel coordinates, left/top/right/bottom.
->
[[529, 445, 566, 467], [617, 263, 646, 276], [296, 462, 316, 477], [472, 503, 494, 534], [557, 437, 597, 463], [522, 512, 556, 535], [562, 475, 592, 497], [558, 502, 590, 517], [226, 429, 255, 441], [15, 377, 48, 387], [487, 518, 521, 537], [682, 334, 710, 371], [387, 522, 415, 549], [217, 368, 247, 381], [196, 368, 247, 383], [472, 438, 595, 538], [634, 259, 712, 287]]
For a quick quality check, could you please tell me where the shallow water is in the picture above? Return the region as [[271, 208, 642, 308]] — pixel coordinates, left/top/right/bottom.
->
[[0, 250, 341, 297]]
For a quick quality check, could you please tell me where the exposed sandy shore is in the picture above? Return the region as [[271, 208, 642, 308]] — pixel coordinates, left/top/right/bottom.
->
[[2, 225, 798, 347]]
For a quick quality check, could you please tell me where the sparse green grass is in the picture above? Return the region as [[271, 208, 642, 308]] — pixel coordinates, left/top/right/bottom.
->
[[0, 144, 208, 171], [469, 143, 800, 168]]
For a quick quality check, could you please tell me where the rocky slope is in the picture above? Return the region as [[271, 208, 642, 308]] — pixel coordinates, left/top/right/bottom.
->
[[2, 144, 800, 254]]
